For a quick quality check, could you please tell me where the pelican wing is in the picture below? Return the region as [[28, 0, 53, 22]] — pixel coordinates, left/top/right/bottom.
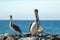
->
[[13, 24, 22, 33], [30, 22, 43, 35], [37, 25, 43, 33], [30, 22, 38, 35]]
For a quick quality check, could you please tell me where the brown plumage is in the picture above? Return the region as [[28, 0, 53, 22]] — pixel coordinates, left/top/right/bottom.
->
[[10, 23, 22, 33], [30, 9, 43, 36], [9, 15, 22, 34]]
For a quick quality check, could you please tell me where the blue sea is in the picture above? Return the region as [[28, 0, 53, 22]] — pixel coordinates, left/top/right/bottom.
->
[[0, 20, 60, 35]]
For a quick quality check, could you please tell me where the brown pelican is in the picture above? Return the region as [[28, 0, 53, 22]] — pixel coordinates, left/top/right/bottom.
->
[[9, 15, 22, 34], [30, 9, 43, 36]]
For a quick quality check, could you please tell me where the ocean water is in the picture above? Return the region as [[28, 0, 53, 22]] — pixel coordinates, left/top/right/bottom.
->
[[0, 20, 60, 35]]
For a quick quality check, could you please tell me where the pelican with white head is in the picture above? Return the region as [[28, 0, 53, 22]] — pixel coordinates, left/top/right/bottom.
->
[[30, 9, 43, 36], [9, 15, 22, 35]]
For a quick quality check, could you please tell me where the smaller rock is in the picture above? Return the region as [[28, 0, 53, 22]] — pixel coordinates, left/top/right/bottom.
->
[[13, 34, 22, 37], [6, 37, 18, 40], [24, 34, 31, 37], [51, 37, 60, 40], [37, 33, 49, 37], [51, 34, 58, 37], [18, 37, 35, 40], [0, 34, 4, 40], [15, 35, 21, 39], [57, 35, 60, 38], [4, 33, 13, 37], [3, 36, 7, 40]]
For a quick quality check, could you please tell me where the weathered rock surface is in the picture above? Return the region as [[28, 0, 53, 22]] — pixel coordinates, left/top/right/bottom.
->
[[0, 33, 60, 40], [6, 37, 17, 40], [0, 34, 4, 40]]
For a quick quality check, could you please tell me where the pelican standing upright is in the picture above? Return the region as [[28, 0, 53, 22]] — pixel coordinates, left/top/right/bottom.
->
[[30, 9, 43, 36], [9, 15, 22, 34]]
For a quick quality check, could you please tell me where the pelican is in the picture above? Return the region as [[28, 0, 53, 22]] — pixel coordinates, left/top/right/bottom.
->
[[30, 9, 43, 36], [9, 15, 22, 34]]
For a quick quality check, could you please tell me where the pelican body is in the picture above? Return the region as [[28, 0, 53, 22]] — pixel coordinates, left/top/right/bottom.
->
[[30, 9, 43, 36], [9, 15, 22, 34]]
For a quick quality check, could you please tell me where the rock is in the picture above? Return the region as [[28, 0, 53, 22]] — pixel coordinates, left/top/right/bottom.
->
[[6, 37, 18, 40], [4, 33, 13, 37], [0, 34, 4, 40], [57, 35, 60, 38], [24, 34, 31, 37], [37, 33, 49, 37], [18, 37, 36, 40], [15, 35, 21, 39], [51, 37, 60, 40], [50, 34, 60, 40], [13, 34, 22, 37], [51, 34, 58, 37], [3, 36, 7, 40]]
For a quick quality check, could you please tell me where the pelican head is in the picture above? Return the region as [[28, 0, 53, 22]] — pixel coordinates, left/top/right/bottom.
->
[[34, 9, 38, 17], [34, 9, 38, 12], [34, 9, 39, 23], [10, 15, 12, 17], [10, 15, 12, 23]]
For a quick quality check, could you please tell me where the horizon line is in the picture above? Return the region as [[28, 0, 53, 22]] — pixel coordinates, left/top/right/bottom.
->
[[0, 19, 60, 20]]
